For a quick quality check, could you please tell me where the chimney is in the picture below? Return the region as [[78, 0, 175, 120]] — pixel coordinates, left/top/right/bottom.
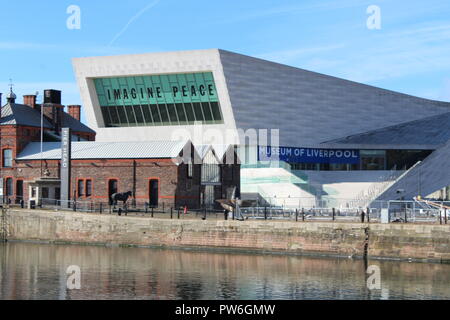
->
[[42, 89, 64, 131], [23, 95, 37, 108], [67, 105, 81, 121]]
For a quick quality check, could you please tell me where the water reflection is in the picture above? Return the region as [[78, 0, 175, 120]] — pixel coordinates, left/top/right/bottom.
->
[[0, 242, 449, 300]]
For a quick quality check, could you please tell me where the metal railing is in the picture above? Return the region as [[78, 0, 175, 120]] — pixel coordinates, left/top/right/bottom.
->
[[2, 196, 449, 224]]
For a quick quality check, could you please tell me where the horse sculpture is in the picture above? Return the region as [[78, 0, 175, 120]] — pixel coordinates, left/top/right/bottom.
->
[[110, 191, 133, 207]]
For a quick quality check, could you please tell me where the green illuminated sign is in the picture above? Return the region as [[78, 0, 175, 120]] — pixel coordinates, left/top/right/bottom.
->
[[93, 72, 223, 127], [94, 72, 218, 106]]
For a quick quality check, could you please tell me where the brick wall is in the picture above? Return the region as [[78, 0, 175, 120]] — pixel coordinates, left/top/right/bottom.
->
[[6, 209, 450, 262]]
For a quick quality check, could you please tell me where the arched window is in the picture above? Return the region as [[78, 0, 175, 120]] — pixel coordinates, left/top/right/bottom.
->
[[3, 149, 12, 168]]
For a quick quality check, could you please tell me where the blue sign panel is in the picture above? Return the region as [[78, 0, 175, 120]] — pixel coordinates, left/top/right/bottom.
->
[[258, 146, 360, 164]]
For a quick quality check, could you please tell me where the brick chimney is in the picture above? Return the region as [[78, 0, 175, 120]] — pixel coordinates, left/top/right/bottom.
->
[[23, 95, 37, 109], [67, 105, 81, 121], [42, 89, 64, 132]]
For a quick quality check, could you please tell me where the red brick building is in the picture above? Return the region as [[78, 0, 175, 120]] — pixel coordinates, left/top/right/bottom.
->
[[0, 89, 240, 209]]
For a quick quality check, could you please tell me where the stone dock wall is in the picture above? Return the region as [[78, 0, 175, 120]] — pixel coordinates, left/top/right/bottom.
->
[[5, 209, 450, 263]]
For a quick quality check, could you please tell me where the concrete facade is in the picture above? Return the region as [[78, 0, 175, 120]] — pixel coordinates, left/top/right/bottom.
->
[[74, 49, 450, 147]]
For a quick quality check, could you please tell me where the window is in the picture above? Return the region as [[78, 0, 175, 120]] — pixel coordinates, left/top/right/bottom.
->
[[5, 178, 13, 197], [77, 179, 84, 198], [187, 162, 193, 179], [3, 149, 12, 168], [86, 179, 92, 197], [42, 187, 49, 199], [361, 150, 386, 170], [16, 180, 24, 202]]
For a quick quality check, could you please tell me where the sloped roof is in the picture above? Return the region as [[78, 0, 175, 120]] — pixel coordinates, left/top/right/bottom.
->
[[218, 49, 450, 146], [1, 103, 53, 128], [0, 102, 95, 134], [61, 112, 95, 133], [194, 144, 236, 163], [17, 140, 190, 160], [321, 111, 450, 149]]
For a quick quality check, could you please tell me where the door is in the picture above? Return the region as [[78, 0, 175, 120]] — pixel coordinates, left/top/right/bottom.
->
[[149, 179, 159, 207], [108, 179, 118, 204], [204, 185, 215, 209], [16, 180, 24, 203]]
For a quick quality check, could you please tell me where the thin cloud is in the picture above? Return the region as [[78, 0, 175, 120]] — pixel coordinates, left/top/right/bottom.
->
[[109, 0, 161, 46]]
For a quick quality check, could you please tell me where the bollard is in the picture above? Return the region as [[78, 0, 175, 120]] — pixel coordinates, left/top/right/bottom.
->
[[439, 210, 443, 225], [145, 202, 148, 214], [404, 209, 407, 223], [151, 207, 154, 218], [99, 203, 103, 214], [295, 209, 298, 222], [367, 207, 370, 223], [170, 207, 173, 219], [445, 209, 448, 225], [224, 210, 228, 220], [203, 207, 207, 220], [361, 210, 365, 223], [332, 208, 335, 221], [302, 208, 305, 221], [177, 208, 180, 219], [264, 206, 267, 220]]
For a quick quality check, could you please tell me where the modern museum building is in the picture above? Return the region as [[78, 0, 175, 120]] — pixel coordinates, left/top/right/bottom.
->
[[72, 49, 450, 208]]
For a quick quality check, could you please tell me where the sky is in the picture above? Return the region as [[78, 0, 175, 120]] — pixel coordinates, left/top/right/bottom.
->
[[1, 0, 450, 123]]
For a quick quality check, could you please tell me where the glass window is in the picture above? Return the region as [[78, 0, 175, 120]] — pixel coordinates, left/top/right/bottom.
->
[[150, 104, 162, 124], [175, 104, 187, 123], [167, 104, 179, 124], [78, 180, 84, 197], [109, 106, 120, 126], [361, 150, 386, 170], [188, 162, 193, 178], [141, 105, 154, 125], [193, 103, 204, 121], [42, 187, 49, 199], [125, 105, 137, 126], [86, 179, 92, 197], [132, 105, 145, 125], [210, 102, 223, 121], [159, 105, 170, 123], [5, 178, 13, 196], [3, 149, 12, 167], [184, 103, 196, 123], [201, 102, 213, 122], [101, 107, 112, 127], [116, 106, 128, 126]]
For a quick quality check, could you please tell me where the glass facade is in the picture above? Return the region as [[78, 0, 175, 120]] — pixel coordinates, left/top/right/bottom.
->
[[94, 72, 223, 127]]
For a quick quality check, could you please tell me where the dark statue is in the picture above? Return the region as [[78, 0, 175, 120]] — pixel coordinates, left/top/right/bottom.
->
[[110, 191, 133, 206]]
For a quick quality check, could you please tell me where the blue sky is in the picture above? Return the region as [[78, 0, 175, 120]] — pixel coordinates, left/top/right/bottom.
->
[[1, 0, 450, 123]]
